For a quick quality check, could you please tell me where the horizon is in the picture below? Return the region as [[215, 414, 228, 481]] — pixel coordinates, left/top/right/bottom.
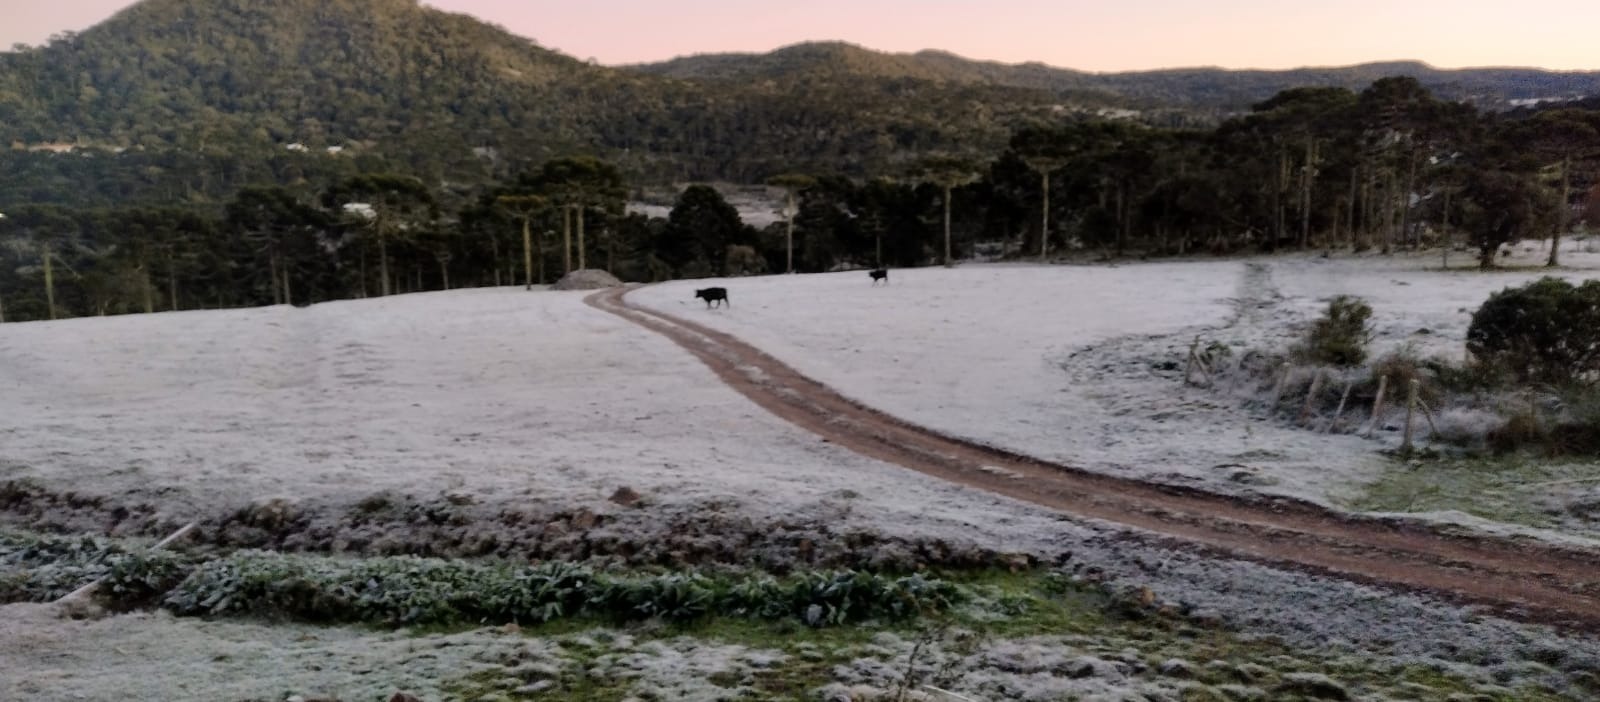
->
[[1, 0, 1597, 73]]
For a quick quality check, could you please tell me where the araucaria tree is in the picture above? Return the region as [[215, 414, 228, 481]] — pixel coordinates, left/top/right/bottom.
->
[[767, 173, 816, 273], [917, 156, 980, 267], [321, 175, 435, 297], [527, 157, 625, 274]]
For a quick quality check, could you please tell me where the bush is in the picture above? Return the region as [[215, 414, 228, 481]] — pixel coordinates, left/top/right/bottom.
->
[[1467, 277, 1600, 385], [1295, 296, 1373, 367], [1489, 389, 1600, 456], [160, 551, 964, 628], [0, 531, 193, 605], [1369, 346, 1443, 407]]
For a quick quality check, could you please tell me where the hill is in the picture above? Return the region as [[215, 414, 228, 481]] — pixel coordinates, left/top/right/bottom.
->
[[3, 1, 1597, 209], [640, 45, 1600, 108], [0, 1, 1109, 207]]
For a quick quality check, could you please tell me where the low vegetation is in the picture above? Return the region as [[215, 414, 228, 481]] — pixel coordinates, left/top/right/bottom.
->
[[1293, 295, 1374, 367], [2, 531, 960, 629], [4, 528, 1580, 701]]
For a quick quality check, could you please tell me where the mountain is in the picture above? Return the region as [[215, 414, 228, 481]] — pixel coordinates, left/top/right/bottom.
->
[[0, 1, 1114, 208], [640, 44, 1600, 109], [3, 0, 1597, 210]]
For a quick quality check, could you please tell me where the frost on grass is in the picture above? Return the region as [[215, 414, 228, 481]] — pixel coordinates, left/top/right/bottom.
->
[[0, 602, 546, 702], [635, 250, 1600, 528], [0, 287, 1071, 565]]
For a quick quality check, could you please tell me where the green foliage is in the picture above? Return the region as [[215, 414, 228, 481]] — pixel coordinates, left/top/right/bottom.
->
[[151, 551, 964, 628], [0, 530, 192, 604], [1466, 277, 1600, 385], [661, 185, 751, 276], [1295, 296, 1373, 367], [1461, 170, 1558, 267]]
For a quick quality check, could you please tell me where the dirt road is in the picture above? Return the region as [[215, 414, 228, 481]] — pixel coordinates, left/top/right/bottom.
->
[[588, 286, 1600, 631]]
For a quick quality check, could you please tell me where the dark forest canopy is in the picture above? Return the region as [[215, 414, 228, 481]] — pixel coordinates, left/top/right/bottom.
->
[[4, 76, 1599, 324]]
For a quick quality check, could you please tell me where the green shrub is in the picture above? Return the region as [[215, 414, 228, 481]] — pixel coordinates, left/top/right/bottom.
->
[[1296, 296, 1373, 367], [0, 531, 193, 604], [159, 552, 964, 628], [1467, 277, 1600, 385]]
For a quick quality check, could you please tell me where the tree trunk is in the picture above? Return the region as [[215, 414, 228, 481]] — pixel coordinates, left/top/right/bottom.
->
[[0, 294, 6, 323], [141, 264, 155, 315], [1275, 146, 1289, 248], [43, 243, 57, 320], [378, 228, 391, 297], [1300, 137, 1316, 249], [1347, 167, 1359, 250], [1441, 188, 1453, 269], [536, 230, 547, 285], [522, 218, 534, 290], [1039, 171, 1051, 261], [1381, 170, 1395, 255], [943, 185, 954, 267], [1400, 152, 1418, 249], [577, 207, 587, 271], [1115, 182, 1128, 257], [562, 206, 573, 275], [268, 252, 281, 305], [785, 192, 796, 273], [282, 260, 292, 307], [439, 260, 450, 291], [358, 248, 369, 298], [1550, 157, 1569, 268], [167, 254, 178, 311], [605, 227, 615, 275], [489, 231, 502, 287]]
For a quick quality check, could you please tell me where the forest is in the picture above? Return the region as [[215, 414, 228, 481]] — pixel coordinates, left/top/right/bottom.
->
[[3, 76, 1598, 323]]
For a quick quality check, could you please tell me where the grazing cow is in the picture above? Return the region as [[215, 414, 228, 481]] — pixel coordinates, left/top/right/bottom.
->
[[695, 287, 729, 308], [869, 268, 889, 286]]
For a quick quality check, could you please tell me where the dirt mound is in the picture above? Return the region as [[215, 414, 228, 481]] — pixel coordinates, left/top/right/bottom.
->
[[552, 269, 624, 291]]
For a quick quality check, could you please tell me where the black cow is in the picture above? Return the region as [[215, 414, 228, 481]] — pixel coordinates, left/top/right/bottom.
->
[[869, 268, 889, 286], [695, 287, 729, 308]]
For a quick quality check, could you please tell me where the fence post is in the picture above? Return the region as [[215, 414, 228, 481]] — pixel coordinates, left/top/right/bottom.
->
[[1184, 336, 1200, 386], [1299, 370, 1325, 425], [1327, 380, 1354, 433], [1366, 375, 1390, 437], [1271, 362, 1292, 409], [1401, 379, 1420, 453]]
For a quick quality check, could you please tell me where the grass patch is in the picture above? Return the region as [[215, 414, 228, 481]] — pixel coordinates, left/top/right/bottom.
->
[[1346, 454, 1600, 533], [4, 532, 1571, 701], [439, 569, 1571, 701]]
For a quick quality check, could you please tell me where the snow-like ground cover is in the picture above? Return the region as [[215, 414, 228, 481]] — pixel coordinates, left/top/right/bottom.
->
[[0, 286, 1064, 554], [5, 254, 1600, 699], [633, 242, 1600, 517]]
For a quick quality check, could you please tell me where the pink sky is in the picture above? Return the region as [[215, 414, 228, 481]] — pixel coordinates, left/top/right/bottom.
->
[[2, 0, 1597, 71]]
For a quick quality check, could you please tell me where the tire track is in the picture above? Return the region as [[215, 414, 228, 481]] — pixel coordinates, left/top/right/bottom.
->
[[586, 286, 1600, 631]]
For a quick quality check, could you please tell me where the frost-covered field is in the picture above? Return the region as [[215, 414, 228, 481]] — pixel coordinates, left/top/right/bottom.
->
[[634, 243, 1600, 513], [0, 287, 1065, 553], [7, 247, 1600, 700]]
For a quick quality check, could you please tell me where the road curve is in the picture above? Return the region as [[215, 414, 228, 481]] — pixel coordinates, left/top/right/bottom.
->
[[586, 286, 1600, 631]]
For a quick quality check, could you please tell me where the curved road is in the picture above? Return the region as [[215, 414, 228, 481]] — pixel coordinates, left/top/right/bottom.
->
[[587, 286, 1600, 631]]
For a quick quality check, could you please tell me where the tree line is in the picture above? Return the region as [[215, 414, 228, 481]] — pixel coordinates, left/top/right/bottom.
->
[[3, 78, 1598, 323]]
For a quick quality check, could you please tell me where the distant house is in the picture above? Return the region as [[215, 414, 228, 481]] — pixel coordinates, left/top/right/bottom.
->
[[285, 143, 309, 152]]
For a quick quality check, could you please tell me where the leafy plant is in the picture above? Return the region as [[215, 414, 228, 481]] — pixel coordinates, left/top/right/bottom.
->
[[1295, 295, 1373, 367], [1467, 277, 1600, 385]]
